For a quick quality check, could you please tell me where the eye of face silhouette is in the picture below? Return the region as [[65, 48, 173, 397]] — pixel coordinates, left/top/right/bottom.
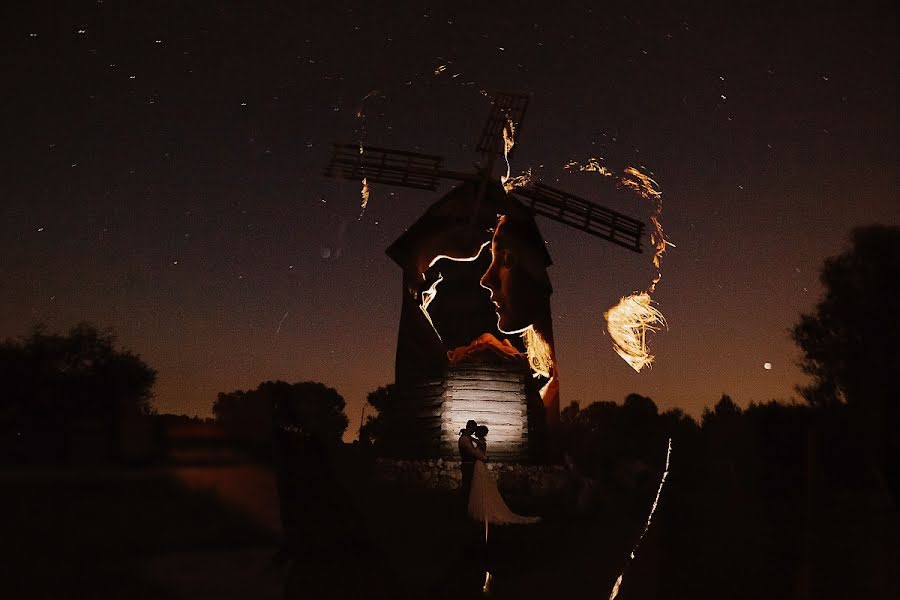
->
[[501, 249, 516, 268]]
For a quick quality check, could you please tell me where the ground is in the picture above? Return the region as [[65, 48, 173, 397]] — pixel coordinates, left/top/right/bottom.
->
[[1, 455, 898, 599]]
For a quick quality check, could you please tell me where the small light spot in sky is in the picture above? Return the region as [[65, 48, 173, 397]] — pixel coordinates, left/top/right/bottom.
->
[[764, 362, 772, 370], [37, 227, 44, 232]]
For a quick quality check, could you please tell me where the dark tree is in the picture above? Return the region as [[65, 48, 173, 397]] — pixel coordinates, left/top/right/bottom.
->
[[792, 224, 900, 409], [213, 380, 348, 448], [560, 399, 581, 426], [213, 388, 269, 445], [792, 224, 900, 496], [554, 394, 677, 488], [265, 381, 349, 444], [358, 383, 425, 457], [700, 394, 742, 428], [0, 323, 157, 462]]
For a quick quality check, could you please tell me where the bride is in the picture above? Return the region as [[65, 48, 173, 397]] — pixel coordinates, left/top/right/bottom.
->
[[468, 425, 541, 525]]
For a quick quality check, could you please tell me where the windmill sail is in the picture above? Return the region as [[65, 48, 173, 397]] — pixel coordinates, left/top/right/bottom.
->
[[476, 92, 530, 157], [513, 182, 644, 253], [323, 144, 447, 191]]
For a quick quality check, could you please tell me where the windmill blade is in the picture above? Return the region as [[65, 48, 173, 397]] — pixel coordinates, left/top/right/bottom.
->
[[324, 144, 448, 191], [513, 182, 645, 253], [475, 92, 530, 157]]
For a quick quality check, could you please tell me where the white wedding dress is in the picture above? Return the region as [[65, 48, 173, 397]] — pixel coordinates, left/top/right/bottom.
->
[[467, 443, 541, 525]]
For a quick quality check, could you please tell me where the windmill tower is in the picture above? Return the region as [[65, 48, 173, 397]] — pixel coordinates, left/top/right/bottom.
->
[[325, 93, 645, 461]]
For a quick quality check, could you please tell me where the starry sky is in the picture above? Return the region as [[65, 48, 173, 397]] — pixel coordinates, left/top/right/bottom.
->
[[3, 1, 897, 437]]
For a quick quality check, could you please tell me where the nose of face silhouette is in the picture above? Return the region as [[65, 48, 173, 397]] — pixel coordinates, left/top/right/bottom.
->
[[481, 245, 521, 332]]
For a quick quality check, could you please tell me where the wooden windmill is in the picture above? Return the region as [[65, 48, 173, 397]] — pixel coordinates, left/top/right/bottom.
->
[[324, 93, 645, 461]]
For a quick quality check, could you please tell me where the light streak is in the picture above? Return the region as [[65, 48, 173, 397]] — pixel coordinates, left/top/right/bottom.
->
[[622, 166, 669, 294], [565, 158, 672, 371], [608, 438, 672, 600], [274, 310, 289, 339], [500, 114, 516, 188], [426, 241, 492, 270], [538, 377, 554, 401], [564, 157, 613, 177], [482, 571, 492, 594], [502, 168, 534, 194], [420, 242, 492, 341], [604, 292, 667, 373], [483, 517, 491, 595], [355, 91, 379, 214], [355, 89, 380, 118], [360, 177, 370, 209], [359, 143, 370, 210], [419, 273, 444, 342]]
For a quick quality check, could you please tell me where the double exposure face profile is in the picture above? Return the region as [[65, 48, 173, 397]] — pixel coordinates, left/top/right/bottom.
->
[[479, 215, 552, 334]]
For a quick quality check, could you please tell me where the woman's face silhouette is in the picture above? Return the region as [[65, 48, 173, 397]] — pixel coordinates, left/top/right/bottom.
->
[[480, 216, 545, 334]]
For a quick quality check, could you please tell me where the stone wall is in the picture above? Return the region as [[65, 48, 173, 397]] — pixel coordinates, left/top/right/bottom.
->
[[374, 458, 570, 497]]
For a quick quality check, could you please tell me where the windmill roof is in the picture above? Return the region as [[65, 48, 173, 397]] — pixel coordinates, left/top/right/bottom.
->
[[386, 180, 552, 274]]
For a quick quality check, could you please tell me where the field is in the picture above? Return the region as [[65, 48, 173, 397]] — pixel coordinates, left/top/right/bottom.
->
[[2, 451, 898, 599]]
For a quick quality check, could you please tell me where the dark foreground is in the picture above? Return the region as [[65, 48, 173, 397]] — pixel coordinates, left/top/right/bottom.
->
[[2, 447, 898, 600]]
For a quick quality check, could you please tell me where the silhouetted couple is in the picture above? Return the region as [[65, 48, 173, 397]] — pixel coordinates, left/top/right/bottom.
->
[[458, 419, 540, 525]]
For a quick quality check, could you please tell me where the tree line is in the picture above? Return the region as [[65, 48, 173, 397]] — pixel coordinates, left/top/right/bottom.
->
[[1, 224, 896, 489]]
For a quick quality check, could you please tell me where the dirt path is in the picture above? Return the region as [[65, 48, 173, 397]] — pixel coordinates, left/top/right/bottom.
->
[[171, 464, 283, 535]]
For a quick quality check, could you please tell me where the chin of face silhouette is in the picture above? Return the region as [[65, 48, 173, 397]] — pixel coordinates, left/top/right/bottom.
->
[[480, 215, 551, 334]]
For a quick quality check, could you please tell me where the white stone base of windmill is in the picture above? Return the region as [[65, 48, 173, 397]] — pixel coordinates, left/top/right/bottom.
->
[[409, 363, 546, 462]]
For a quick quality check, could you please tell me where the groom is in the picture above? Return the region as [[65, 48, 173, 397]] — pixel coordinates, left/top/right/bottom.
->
[[458, 419, 487, 509]]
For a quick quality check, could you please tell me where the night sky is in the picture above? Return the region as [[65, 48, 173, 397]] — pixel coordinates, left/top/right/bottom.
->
[[3, 1, 897, 437]]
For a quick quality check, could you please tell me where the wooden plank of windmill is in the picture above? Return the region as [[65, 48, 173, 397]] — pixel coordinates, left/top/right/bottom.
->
[[323, 144, 445, 190], [475, 92, 530, 157], [513, 182, 645, 253]]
